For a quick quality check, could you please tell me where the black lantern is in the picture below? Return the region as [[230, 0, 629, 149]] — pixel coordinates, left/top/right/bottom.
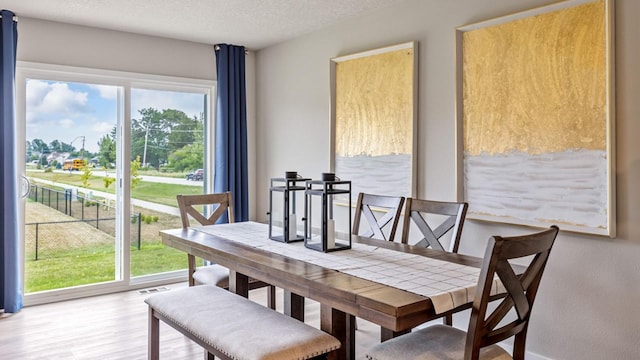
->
[[303, 173, 352, 252], [268, 172, 310, 243]]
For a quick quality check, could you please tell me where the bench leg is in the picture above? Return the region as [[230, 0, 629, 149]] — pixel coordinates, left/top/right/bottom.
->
[[148, 307, 160, 360], [321, 304, 355, 360]]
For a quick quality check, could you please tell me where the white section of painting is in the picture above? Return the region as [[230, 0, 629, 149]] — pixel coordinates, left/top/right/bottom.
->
[[464, 149, 607, 229], [336, 154, 411, 199]]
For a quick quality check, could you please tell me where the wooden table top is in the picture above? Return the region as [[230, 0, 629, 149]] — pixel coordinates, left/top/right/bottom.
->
[[160, 223, 486, 332]]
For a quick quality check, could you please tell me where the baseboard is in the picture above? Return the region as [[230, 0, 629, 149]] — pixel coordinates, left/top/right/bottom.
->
[[499, 344, 553, 360]]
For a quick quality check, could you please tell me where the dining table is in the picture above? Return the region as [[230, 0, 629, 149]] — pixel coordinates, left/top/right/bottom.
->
[[159, 221, 505, 360]]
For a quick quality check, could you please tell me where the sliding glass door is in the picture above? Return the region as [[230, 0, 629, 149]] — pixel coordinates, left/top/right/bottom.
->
[[17, 63, 214, 304]]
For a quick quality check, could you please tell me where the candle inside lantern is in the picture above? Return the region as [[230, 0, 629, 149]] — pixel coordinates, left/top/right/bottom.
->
[[289, 213, 297, 240], [326, 218, 335, 249]]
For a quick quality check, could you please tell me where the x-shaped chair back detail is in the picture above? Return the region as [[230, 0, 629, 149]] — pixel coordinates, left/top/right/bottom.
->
[[353, 193, 405, 241], [177, 192, 234, 228], [465, 225, 559, 360], [401, 198, 468, 252], [176, 192, 234, 287]]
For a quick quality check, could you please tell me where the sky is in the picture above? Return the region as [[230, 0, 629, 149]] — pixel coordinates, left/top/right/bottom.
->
[[26, 79, 206, 154]]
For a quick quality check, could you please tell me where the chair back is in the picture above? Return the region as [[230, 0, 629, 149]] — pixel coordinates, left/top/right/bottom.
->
[[177, 192, 235, 228], [465, 225, 559, 360], [352, 193, 405, 241], [401, 198, 468, 252]]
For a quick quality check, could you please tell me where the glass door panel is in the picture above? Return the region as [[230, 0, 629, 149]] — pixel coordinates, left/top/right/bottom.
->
[[24, 79, 119, 292], [129, 88, 207, 278]]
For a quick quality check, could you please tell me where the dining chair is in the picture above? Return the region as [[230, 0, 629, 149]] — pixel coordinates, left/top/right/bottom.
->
[[176, 192, 276, 309], [401, 198, 468, 251], [353, 192, 405, 241], [366, 225, 559, 360], [401, 198, 468, 325]]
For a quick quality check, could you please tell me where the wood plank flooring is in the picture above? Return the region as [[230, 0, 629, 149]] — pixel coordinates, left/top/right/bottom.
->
[[0, 283, 383, 359]]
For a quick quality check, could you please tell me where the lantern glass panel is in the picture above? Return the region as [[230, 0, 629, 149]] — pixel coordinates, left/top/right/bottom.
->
[[268, 176, 308, 243], [304, 180, 351, 252]]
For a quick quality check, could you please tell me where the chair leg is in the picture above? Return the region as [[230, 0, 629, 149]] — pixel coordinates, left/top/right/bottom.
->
[[267, 285, 276, 310], [512, 331, 528, 360], [148, 308, 159, 360], [444, 314, 453, 326], [188, 254, 196, 287]]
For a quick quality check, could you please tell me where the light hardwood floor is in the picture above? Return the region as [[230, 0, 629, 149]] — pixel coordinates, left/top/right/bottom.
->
[[0, 283, 383, 359]]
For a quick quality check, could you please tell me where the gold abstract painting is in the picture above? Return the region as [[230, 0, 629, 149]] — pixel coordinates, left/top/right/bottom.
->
[[331, 42, 417, 198], [456, 0, 615, 236]]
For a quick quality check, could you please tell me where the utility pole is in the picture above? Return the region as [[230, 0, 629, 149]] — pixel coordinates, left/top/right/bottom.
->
[[81, 136, 85, 160], [142, 123, 149, 168]]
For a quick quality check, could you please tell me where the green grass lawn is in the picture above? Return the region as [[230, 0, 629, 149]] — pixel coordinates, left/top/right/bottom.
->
[[23, 173, 203, 293], [25, 241, 191, 292]]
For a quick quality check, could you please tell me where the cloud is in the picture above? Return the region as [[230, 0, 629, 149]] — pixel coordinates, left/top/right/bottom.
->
[[89, 84, 118, 100], [26, 80, 90, 124], [59, 118, 74, 128], [92, 122, 114, 134]]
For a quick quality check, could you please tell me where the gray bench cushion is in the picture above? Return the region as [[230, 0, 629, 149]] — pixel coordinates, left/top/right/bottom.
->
[[145, 285, 340, 360]]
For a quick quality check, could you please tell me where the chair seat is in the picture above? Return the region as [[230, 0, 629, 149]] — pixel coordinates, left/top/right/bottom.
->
[[192, 264, 230, 287], [366, 325, 512, 360]]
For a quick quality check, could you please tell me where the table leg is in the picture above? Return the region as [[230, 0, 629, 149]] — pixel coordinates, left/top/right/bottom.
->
[[320, 304, 355, 360], [284, 290, 305, 321], [229, 270, 249, 298], [380, 327, 411, 342]]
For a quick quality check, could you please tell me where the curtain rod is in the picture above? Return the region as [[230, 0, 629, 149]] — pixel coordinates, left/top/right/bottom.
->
[[0, 15, 18, 21], [214, 45, 249, 55]]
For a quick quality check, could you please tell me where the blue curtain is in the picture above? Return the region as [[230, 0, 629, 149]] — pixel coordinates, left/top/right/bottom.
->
[[1, 9, 21, 313], [214, 44, 249, 222]]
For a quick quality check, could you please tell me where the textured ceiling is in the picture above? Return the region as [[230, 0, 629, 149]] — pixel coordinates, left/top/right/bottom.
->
[[2, 0, 406, 50]]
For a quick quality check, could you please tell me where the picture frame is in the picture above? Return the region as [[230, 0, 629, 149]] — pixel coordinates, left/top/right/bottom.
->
[[330, 41, 418, 199], [455, 0, 615, 236]]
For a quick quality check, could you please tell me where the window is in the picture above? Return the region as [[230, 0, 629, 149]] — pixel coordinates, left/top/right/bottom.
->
[[17, 62, 215, 305]]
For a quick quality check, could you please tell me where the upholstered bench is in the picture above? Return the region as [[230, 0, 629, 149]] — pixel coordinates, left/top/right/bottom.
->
[[145, 285, 341, 360]]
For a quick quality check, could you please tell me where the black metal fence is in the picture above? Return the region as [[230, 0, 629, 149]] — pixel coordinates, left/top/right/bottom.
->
[[26, 184, 142, 260]]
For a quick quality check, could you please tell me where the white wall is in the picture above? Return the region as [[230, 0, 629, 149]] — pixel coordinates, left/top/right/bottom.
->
[[255, 0, 640, 359], [16, 17, 216, 79]]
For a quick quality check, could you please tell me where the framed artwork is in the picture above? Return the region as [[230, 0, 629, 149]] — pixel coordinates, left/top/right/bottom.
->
[[455, 0, 615, 236], [330, 41, 418, 199]]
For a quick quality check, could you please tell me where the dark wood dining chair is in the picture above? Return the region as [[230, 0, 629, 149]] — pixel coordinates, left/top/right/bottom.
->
[[353, 192, 405, 241], [401, 198, 468, 251], [401, 198, 468, 325], [176, 192, 276, 309], [366, 225, 559, 360]]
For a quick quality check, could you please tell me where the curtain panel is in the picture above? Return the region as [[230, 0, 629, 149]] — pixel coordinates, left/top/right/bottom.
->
[[1, 9, 21, 313], [214, 44, 249, 222]]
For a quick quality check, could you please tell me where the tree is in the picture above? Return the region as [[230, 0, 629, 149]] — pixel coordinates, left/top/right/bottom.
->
[[167, 111, 203, 153], [131, 108, 167, 168], [97, 133, 116, 168], [168, 142, 204, 171], [30, 138, 49, 154], [131, 108, 203, 169]]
